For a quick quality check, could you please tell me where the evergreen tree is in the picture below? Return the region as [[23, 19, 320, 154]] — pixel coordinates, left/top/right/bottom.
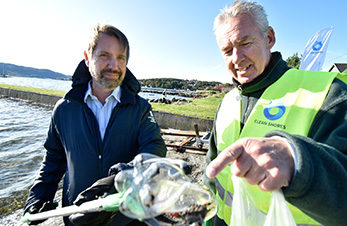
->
[[286, 52, 301, 69]]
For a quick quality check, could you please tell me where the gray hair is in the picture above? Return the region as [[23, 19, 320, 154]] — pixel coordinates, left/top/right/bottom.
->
[[214, 0, 269, 37]]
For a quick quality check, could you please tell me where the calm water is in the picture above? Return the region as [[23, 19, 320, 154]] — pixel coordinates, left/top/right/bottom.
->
[[0, 76, 72, 92], [0, 98, 52, 217]]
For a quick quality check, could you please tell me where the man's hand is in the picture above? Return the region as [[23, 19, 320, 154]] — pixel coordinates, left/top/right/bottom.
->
[[69, 175, 117, 226], [25, 201, 58, 225], [206, 137, 295, 191]]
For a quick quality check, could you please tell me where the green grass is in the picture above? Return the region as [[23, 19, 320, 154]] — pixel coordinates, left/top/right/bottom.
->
[[151, 93, 225, 119], [0, 84, 66, 97], [0, 83, 224, 119]]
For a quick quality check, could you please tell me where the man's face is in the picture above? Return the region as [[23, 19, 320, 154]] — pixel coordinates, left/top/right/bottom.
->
[[216, 13, 275, 85], [85, 33, 127, 92]]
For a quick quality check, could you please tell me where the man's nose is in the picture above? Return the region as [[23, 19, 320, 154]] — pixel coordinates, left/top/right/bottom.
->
[[107, 57, 119, 69], [231, 47, 244, 65]]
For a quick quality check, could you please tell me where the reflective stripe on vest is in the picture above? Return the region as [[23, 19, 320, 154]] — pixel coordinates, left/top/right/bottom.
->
[[215, 69, 337, 225]]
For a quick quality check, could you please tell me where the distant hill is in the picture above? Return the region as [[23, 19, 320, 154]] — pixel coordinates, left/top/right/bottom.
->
[[0, 62, 71, 80]]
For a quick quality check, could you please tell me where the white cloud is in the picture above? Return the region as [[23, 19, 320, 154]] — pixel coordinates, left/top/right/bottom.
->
[[209, 65, 222, 70]]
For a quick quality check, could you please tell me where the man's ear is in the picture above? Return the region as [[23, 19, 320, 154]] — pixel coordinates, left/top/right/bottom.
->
[[267, 26, 276, 49], [84, 51, 90, 67]]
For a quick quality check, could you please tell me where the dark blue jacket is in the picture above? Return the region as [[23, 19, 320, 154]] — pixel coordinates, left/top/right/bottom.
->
[[24, 61, 167, 225]]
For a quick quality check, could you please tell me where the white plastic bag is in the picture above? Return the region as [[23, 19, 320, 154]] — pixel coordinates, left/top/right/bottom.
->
[[230, 175, 296, 226]]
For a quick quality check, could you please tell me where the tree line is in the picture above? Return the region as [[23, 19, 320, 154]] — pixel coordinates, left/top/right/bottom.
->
[[139, 78, 232, 91]]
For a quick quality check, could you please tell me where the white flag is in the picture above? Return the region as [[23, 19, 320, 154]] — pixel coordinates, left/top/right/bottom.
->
[[299, 27, 334, 71]]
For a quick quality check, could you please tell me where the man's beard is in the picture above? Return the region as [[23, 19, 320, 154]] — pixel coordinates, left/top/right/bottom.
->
[[97, 69, 124, 90]]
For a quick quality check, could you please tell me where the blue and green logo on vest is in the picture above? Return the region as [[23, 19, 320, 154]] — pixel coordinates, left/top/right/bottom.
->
[[263, 100, 286, 121]]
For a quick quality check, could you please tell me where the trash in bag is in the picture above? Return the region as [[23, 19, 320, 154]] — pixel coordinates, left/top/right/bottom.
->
[[115, 153, 217, 226]]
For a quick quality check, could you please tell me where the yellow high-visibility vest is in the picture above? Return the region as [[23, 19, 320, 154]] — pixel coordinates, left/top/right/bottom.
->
[[215, 69, 338, 225]]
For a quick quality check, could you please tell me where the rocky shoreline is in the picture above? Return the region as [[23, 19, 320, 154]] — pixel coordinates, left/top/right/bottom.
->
[[149, 96, 192, 105], [141, 87, 197, 98]]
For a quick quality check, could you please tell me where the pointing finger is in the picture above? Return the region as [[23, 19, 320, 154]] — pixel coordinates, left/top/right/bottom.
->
[[206, 141, 244, 178]]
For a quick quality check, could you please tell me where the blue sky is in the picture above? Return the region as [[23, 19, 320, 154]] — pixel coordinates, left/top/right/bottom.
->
[[1, 0, 346, 83]]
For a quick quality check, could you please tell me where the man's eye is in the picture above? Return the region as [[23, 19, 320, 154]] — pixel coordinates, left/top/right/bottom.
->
[[241, 42, 251, 47], [224, 49, 232, 55], [99, 53, 108, 58], [117, 56, 126, 62]]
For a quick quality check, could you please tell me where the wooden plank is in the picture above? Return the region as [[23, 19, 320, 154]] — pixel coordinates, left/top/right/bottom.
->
[[161, 129, 207, 137], [178, 136, 194, 147], [162, 129, 208, 154], [161, 132, 202, 137]]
